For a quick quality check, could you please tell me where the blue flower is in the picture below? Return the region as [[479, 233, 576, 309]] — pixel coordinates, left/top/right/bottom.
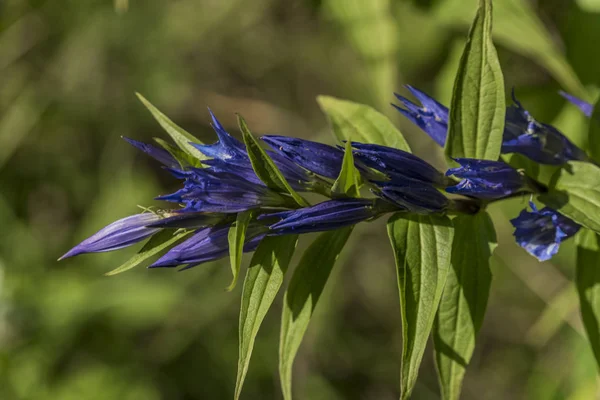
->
[[262, 198, 383, 235], [261, 135, 345, 179], [445, 158, 529, 199], [150, 224, 265, 269], [59, 213, 162, 259], [560, 91, 593, 117], [191, 109, 248, 165], [373, 179, 449, 214], [510, 202, 581, 261], [352, 142, 446, 185], [123, 137, 180, 168], [393, 85, 449, 147]]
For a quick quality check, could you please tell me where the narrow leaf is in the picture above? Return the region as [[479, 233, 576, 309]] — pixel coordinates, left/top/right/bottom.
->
[[136, 93, 206, 160], [238, 115, 309, 208], [154, 137, 203, 168], [387, 213, 454, 400], [105, 229, 190, 276], [235, 235, 298, 400], [279, 227, 353, 400], [331, 140, 361, 197], [227, 211, 253, 292], [444, 0, 505, 161], [576, 228, 600, 371], [588, 98, 600, 163], [540, 161, 600, 233], [433, 212, 497, 400], [317, 95, 411, 151]]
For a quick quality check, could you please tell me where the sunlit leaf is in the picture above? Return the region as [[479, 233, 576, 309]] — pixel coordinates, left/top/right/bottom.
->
[[331, 140, 361, 197], [226, 211, 253, 292]]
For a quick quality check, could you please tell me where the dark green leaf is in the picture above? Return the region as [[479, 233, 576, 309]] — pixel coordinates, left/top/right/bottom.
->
[[105, 229, 190, 276], [238, 115, 309, 208], [235, 235, 298, 400], [331, 140, 361, 197], [433, 212, 497, 400], [387, 213, 454, 400], [316, 95, 411, 151], [444, 0, 505, 161], [279, 227, 353, 400], [226, 211, 253, 292], [576, 229, 600, 371], [540, 161, 600, 233], [136, 93, 206, 160], [588, 98, 600, 163]]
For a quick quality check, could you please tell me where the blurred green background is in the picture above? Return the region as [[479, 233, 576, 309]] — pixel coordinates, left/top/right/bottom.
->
[[1, 0, 600, 399]]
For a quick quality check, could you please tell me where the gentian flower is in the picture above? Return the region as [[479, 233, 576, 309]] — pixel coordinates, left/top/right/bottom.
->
[[123, 137, 180, 168], [393, 86, 590, 165], [445, 158, 530, 199], [262, 198, 385, 235], [59, 213, 162, 259], [150, 224, 266, 270], [560, 91, 593, 117], [393, 85, 448, 147], [351, 142, 446, 185], [510, 202, 581, 261], [373, 179, 450, 214]]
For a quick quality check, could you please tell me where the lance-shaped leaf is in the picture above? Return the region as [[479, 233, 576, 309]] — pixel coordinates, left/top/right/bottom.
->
[[331, 140, 361, 198], [227, 211, 254, 291], [433, 212, 497, 400], [234, 235, 298, 400], [136, 93, 206, 160], [588, 97, 600, 163], [576, 229, 600, 371], [317, 95, 411, 151], [444, 0, 505, 161], [105, 229, 191, 276], [238, 116, 309, 208], [387, 213, 454, 400], [279, 227, 353, 400], [154, 137, 203, 168], [540, 161, 600, 233]]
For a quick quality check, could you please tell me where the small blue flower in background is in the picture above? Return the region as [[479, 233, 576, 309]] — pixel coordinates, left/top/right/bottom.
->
[[510, 202, 581, 261], [150, 225, 265, 270], [560, 91, 594, 117], [393, 85, 449, 147], [59, 213, 162, 259], [445, 158, 529, 199], [352, 142, 446, 185], [262, 198, 382, 235]]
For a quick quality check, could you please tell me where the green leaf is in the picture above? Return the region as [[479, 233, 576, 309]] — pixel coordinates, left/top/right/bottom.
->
[[540, 161, 600, 233], [433, 212, 497, 400], [238, 115, 309, 208], [434, 0, 588, 100], [235, 235, 298, 400], [331, 140, 361, 197], [588, 98, 600, 163], [136, 93, 206, 160], [387, 213, 454, 400], [444, 0, 505, 161], [576, 229, 600, 371], [105, 229, 190, 276], [226, 211, 253, 292], [279, 227, 353, 400], [154, 137, 203, 168], [316, 95, 411, 151]]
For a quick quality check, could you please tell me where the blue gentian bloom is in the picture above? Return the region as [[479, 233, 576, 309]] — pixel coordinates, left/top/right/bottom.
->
[[393, 86, 448, 147], [150, 224, 265, 269], [374, 179, 449, 214], [445, 158, 529, 199], [560, 91, 593, 117], [394, 86, 590, 165], [510, 202, 581, 261], [262, 135, 344, 179], [59, 213, 162, 259], [352, 142, 446, 185], [262, 198, 382, 235], [191, 109, 248, 165], [123, 137, 180, 168]]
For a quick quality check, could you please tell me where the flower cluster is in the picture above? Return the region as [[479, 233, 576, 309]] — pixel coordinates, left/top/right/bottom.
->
[[61, 88, 594, 267]]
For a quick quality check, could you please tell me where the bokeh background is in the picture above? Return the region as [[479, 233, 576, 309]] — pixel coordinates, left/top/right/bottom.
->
[[2, 0, 600, 399]]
